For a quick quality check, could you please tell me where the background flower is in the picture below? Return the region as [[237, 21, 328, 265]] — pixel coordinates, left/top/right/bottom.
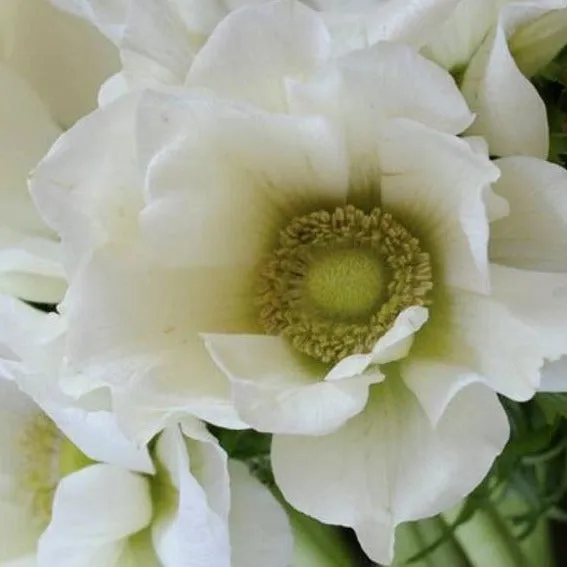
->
[[0, 0, 118, 303], [0, 373, 293, 567]]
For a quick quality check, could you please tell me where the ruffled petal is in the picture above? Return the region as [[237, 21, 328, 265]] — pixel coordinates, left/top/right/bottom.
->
[[203, 334, 382, 435], [187, 1, 331, 112], [29, 93, 143, 277], [287, 42, 473, 205], [61, 244, 248, 439], [490, 156, 567, 271], [137, 91, 348, 268], [413, 286, 545, 401], [378, 118, 499, 294], [272, 377, 509, 565]]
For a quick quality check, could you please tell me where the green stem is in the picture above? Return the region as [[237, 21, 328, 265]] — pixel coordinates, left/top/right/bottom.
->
[[442, 497, 551, 567]]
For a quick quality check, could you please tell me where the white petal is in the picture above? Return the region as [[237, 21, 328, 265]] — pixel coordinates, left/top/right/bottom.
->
[[272, 377, 509, 565], [324, 306, 429, 381], [364, 0, 464, 49], [43, 405, 154, 474], [378, 118, 499, 294], [371, 306, 429, 364], [120, 0, 202, 90], [2, 0, 119, 128], [62, 244, 248, 437], [38, 464, 153, 567], [489, 264, 567, 361], [461, 23, 549, 158], [402, 358, 487, 425], [0, 63, 61, 302], [540, 356, 567, 392], [413, 287, 545, 401], [490, 156, 567, 271], [287, 42, 473, 205], [203, 334, 382, 435], [228, 461, 293, 567], [30, 93, 143, 277], [137, 91, 348, 268], [152, 426, 231, 567], [187, 1, 331, 111], [420, 0, 496, 71], [0, 231, 64, 303]]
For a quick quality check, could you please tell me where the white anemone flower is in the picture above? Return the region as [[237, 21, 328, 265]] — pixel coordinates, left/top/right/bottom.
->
[[0, 0, 118, 303], [0, 372, 293, 567], [28, 3, 567, 563]]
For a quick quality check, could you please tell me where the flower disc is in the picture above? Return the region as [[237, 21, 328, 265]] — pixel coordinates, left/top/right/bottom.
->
[[257, 205, 433, 364]]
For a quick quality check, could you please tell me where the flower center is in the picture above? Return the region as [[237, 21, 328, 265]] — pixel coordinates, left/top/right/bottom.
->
[[19, 413, 93, 528], [256, 205, 433, 364]]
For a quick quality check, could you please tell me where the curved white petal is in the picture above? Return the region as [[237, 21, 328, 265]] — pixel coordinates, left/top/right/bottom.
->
[[378, 118, 499, 294], [30, 93, 143, 278], [413, 287, 545, 401], [461, 23, 548, 158], [489, 264, 567, 362], [2, 0, 119, 128], [402, 358, 487, 425], [37, 464, 153, 567], [371, 306, 429, 364], [187, 1, 331, 112], [272, 377, 509, 565], [137, 91, 348, 268], [43, 405, 154, 474], [364, 0, 463, 49], [61, 244, 248, 438], [287, 42, 473, 205], [490, 156, 567, 271], [151, 425, 231, 567], [203, 334, 382, 435], [420, 0, 496, 71], [228, 461, 293, 567]]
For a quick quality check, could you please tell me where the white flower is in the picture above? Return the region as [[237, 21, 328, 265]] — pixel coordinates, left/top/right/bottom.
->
[[0, 370, 293, 567], [28, 2, 567, 563], [0, 0, 119, 303]]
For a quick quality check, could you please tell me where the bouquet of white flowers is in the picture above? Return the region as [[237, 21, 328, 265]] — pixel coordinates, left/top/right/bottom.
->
[[2, 1, 567, 565]]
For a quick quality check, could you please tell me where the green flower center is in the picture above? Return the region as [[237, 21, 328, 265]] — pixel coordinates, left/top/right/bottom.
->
[[305, 248, 386, 320], [256, 205, 433, 364]]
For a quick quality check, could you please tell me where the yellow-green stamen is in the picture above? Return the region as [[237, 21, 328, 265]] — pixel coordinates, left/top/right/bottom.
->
[[256, 205, 433, 364]]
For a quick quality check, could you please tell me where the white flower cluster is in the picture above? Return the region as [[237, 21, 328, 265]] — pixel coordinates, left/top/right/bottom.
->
[[3, 0, 567, 565]]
